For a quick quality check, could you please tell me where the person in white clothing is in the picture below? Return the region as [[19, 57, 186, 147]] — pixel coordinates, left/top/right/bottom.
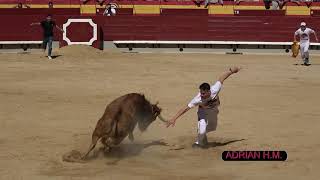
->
[[103, 3, 117, 16], [294, 22, 318, 66], [166, 66, 241, 148]]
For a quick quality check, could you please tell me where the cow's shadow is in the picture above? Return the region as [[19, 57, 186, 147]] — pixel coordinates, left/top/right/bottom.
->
[[105, 140, 169, 158], [86, 139, 246, 164], [87, 140, 169, 163]]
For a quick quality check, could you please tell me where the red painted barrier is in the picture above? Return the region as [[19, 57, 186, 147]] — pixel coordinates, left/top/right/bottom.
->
[[0, 15, 47, 41], [311, 9, 320, 16], [1, 15, 320, 50], [59, 17, 103, 49]]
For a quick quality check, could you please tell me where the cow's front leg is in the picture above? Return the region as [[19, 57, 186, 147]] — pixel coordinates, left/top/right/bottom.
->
[[101, 137, 112, 153]]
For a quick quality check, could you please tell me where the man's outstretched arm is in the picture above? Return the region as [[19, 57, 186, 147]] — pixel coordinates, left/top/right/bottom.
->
[[55, 25, 64, 32], [218, 66, 241, 84], [166, 106, 191, 128]]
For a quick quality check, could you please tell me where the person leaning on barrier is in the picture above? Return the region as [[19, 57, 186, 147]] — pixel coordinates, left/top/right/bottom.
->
[[204, 0, 223, 8], [97, 0, 106, 6], [48, 1, 54, 8], [103, 3, 116, 16], [80, 0, 90, 4], [14, 2, 30, 8]]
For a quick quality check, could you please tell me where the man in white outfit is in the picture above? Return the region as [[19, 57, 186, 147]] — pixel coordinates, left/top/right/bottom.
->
[[294, 22, 318, 66], [103, 3, 116, 16], [166, 66, 241, 148]]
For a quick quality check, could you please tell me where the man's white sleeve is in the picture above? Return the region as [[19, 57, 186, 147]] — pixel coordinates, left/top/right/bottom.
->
[[187, 93, 200, 108], [211, 81, 222, 95]]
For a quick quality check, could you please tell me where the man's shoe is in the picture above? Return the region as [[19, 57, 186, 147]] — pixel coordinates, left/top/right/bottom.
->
[[192, 143, 201, 148]]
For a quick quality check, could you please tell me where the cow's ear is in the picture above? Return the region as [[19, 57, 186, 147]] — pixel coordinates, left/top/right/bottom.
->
[[155, 101, 159, 105]]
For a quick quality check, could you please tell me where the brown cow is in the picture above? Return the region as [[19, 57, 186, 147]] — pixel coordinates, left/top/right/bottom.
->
[[82, 93, 165, 159]]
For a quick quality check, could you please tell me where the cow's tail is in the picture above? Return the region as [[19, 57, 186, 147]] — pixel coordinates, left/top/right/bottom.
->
[[81, 135, 100, 160]]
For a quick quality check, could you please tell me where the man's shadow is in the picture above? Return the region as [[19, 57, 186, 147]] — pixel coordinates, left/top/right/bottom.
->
[[293, 63, 312, 66], [51, 55, 62, 59], [205, 139, 246, 148]]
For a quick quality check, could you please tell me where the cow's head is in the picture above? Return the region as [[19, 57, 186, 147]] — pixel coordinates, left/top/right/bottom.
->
[[138, 102, 162, 131], [151, 102, 162, 119]]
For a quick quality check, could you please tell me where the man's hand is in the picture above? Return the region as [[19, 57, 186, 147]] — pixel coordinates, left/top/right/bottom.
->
[[230, 66, 241, 74], [166, 119, 176, 128]]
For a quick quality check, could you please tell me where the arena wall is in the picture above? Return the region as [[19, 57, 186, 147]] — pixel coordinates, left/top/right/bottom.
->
[[1, 14, 319, 41], [1, 3, 320, 50]]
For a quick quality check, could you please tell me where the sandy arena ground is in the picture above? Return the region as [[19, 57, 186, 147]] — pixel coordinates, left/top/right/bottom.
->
[[0, 45, 319, 180]]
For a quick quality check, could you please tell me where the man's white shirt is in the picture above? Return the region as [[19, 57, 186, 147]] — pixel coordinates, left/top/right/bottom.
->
[[188, 81, 222, 108], [295, 28, 315, 43]]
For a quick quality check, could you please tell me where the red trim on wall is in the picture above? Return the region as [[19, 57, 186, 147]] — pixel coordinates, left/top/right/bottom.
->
[[2, 0, 320, 7], [0, 8, 80, 15]]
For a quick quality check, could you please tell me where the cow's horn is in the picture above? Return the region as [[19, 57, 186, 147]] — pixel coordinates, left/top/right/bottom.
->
[[158, 114, 168, 123]]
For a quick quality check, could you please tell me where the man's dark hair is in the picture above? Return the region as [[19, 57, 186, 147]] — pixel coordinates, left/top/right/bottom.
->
[[199, 83, 210, 91]]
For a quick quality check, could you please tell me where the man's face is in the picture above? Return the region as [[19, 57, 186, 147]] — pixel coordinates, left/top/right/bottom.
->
[[200, 89, 211, 99], [301, 26, 306, 31], [46, 16, 52, 22]]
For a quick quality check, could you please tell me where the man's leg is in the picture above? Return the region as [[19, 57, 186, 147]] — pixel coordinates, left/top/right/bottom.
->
[[303, 43, 310, 65], [195, 119, 208, 147], [42, 37, 48, 54], [300, 43, 306, 64], [47, 36, 53, 59]]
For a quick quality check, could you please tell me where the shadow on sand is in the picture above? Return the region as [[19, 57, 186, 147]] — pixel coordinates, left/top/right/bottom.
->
[[51, 55, 62, 59], [83, 139, 246, 164], [205, 139, 246, 149], [84, 140, 169, 164]]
